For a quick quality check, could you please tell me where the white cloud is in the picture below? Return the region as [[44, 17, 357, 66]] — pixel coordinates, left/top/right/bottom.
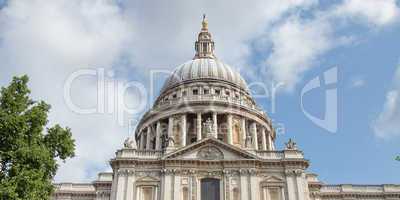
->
[[120, 0, 318, 69], [0, 0, 134, 182], [350, 76, 366, 88], [262, 0, 399, 91], [373, 90, 400, 138], [265, 16, 334, 90], [373, 66, 400, 138], [335, 0, 400, 26]]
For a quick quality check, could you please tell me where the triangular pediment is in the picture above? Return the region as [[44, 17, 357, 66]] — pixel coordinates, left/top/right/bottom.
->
[[136, 176, 160, 182], [263, 176, 284, 183], [260, 175, 285, 187], [162, 137, 258, 160]]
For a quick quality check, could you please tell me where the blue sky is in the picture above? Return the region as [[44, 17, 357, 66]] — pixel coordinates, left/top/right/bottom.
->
[[0, 0, 399, 184]]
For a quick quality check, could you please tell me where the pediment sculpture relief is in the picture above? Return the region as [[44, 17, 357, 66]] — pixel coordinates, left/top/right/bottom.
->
[[197, 146, 224, 160]]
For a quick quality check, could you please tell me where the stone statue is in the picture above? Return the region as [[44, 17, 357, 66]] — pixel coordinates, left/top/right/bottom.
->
[[197, 146, 223, 160], [203, 117, 213, 137], [166, 136, 175, 147], [245, 134, 252, 148], [124, 137, 137, 149], [285, 138, 297, 150]]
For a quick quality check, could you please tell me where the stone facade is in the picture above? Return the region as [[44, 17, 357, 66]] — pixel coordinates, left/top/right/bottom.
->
[[52, 17, 400, 200]]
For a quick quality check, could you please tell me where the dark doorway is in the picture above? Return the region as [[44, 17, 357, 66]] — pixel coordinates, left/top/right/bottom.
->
[[201, 178, 220, 200]]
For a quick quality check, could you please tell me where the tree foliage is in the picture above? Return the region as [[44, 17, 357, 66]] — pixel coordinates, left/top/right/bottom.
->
[[0, 76, 75, 200]]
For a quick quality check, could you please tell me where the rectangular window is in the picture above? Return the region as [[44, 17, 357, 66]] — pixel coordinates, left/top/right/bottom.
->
[[204, 89, 209, 94], [263, 187, 281, 200], [140, 186, 154, 200], [182, 91, 187, 96], [193, 89, 198, 95], [215, 89, 220, 95], [172, 94, 177, 99]]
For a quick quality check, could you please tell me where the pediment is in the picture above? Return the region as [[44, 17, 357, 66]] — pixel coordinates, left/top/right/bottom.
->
[[162, 137, 258, 160], [260, 175, 285, 187], [263, 176, 284, 183], [136, 176, 160, 182]]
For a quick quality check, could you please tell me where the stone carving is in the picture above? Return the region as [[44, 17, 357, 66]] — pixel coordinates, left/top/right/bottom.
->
[[203, 118, 214, 137], [167, 136, 175, 147], [285, 138, 297, 150], [245, 134, 252, 148], [197, 146, 223, 160], [123, 137, 137, 149], [161, 133, 168, 149]]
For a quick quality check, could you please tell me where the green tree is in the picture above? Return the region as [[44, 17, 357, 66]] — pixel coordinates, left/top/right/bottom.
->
[[0, 76, 75, 200]]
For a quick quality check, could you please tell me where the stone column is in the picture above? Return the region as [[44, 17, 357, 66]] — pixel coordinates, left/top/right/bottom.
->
[[197, 113, 202, 141], [285, 171, 297, 200], [115, 171, 127, 200], [125, 171, 135, 200], [251, 122, 258, 150], [240, 170, 249, 200], [261, 127, 267, 151], [213, 112, 218, 138], [249, 171, 258, 200], [181, 114, 187, 146], [227, 114, 233, 144], [168, 117, 174, 142], [162, 171, 173, 200], [267, 133, 275, 150], [295, 171, 306, 200], [140, 131, 145, 150], [146, 127, 152, 150], [155, 121, 161, 150], [241, 118, 246, 146]]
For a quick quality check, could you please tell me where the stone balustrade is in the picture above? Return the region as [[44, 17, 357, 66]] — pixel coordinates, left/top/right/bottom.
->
[[115, 149, 163, 159], [116, 148, 293, 160], [154, 94, 264, 114], [321, 184, 400, 193], [256, 151, 285, 159], [54, 183, 96, 192]]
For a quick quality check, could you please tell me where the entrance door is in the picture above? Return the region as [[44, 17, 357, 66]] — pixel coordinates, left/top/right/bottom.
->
[[201, 178, 220, 200]]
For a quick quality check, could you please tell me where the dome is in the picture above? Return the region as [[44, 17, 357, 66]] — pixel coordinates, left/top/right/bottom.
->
[[133, 15, 275, 154], [161, 58, 248, 93]]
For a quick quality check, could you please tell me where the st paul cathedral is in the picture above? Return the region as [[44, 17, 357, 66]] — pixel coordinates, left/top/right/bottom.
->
[[53, 17, 400, 200]]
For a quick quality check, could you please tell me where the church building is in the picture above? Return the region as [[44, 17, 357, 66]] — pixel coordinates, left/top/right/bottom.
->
[[53, 17, 400, 200]]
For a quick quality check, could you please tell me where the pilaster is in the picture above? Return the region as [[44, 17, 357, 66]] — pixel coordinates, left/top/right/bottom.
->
[[197, 113, 202, 141], [146, 127, 152, 150], [251, 122, 258, 150], [213, 112, 218, 138], [241, 118, 246, 147], [261, 127, 267, 151], [181, 114, 187, 146], [156, 121, 161, 150], [227, 114, 233, 144]]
